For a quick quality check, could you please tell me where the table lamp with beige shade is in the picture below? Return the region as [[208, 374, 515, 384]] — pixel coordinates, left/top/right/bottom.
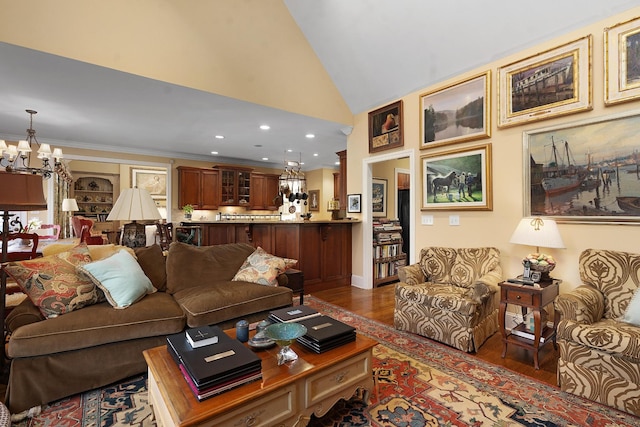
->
[[509, 217, 565, 282], [107, 187, 161, 248]]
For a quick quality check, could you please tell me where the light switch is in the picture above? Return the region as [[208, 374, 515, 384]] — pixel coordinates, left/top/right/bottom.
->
[[421, 215, 434, 225], [449, 215, 460, 226]]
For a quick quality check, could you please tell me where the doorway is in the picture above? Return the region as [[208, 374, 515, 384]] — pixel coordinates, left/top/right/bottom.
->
[[360, 149, 415, 290]]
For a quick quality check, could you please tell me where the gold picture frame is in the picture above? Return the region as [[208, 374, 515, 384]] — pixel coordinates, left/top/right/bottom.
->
[[605, 16, 640, 105], [421, 143, 492, 211], [369, 100, 403, 153], [131, 167, 167, 199], [498, 35, 592, 128], [420, 71, 491, 149]]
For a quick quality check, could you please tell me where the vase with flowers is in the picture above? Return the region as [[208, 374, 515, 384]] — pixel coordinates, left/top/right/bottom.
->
[[182, 204, 194, 220], [17, 218, 41, 246]]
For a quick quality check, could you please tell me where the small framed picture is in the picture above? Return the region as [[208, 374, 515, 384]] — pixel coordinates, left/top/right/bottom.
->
[[605, 16, 640, 105], [372, 178, 388, 217], [308, 189, 320, 211], [347, 194, 362, 213]]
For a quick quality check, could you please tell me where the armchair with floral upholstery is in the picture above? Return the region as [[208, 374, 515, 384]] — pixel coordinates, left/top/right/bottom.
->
[[394, 247, 503, 352], [554, 249, 640, 416]]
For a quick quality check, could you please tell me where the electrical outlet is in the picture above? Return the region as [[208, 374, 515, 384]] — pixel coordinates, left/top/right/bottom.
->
[[449, 215, 460, 226], [421, 215, 434, 225]]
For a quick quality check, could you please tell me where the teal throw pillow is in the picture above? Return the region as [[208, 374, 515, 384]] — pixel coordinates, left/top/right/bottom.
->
[[78, 249, 155, 308]]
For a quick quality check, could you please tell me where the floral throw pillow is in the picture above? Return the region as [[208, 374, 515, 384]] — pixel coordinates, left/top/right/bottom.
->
[[3, 244, 103, 318], [232, 247, 295, 286]]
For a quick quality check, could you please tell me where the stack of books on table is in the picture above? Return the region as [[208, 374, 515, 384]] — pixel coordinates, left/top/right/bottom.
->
[[166, 325, 262, 401], [268, 307, 356, 353]]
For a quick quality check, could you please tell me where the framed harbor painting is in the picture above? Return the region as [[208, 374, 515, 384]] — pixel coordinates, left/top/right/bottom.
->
[[498, 35, 592, 128], [420, 71, 490, 149], [369, 100, 403, 153], [524, 109, 640, 223], [421, 143, 493, 211], [605, 16, 640, 105]]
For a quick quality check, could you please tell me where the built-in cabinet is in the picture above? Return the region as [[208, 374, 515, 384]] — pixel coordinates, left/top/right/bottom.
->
[[177, 166, 219, 210], [72, 173, 120, 233], [178, 166, 280, 211], [194, 221, 353, 292]]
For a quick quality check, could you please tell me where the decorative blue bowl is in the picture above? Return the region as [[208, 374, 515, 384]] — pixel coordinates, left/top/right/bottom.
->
[[265, 323, 307, 343]]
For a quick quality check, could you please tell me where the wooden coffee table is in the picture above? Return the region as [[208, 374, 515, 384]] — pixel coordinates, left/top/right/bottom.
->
[[143, 329, 377, 427]]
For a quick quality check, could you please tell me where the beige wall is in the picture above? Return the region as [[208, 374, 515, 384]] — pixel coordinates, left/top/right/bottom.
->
[[347, 7, 640, 292]]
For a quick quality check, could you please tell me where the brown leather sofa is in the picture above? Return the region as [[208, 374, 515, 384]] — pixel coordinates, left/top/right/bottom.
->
[[5, 242, 293, 414]]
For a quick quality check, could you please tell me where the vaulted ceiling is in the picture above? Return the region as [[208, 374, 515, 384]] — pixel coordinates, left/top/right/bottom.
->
[[0, 0, 639, 170]]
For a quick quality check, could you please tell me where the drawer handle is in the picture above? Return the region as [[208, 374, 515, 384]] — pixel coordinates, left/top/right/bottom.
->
[[334, 370, 348, 383], [516, 295, 521, 299], [245, 416, 256, 427]]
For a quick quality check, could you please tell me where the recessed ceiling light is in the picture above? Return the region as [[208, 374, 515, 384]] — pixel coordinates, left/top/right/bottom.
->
[[287, 149, 293, 152], [260, 124, 270, 130], [313, 153, 319, 157], [215, 135, 224, 139], [262, 157, 269, 161], [335, 161, 340, 165], [211, 151, 219, 155], [254, 144, 263, 147], [305, 133, 315, 139]]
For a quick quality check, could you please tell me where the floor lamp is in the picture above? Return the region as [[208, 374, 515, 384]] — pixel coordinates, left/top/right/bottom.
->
[[61, 198, 79, 238], [0, 172, 47, 362], [107, 187, 161, 248]]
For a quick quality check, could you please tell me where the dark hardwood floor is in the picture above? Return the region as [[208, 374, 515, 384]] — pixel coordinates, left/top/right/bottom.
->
[[311, 284, 558, 387]]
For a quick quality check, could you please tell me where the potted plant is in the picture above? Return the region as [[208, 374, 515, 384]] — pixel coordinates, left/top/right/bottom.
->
[[182, 204, 194, 220]]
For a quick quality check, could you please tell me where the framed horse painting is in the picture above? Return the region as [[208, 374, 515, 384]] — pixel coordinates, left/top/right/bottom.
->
[[421, 143, 493, 211]]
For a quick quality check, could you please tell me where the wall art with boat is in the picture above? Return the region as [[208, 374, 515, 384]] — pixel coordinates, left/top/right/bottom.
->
[[524, 110, 640, 223]]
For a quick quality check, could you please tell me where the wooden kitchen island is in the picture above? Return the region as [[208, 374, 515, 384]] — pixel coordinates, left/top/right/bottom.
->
[[184, 219, 358, 293]]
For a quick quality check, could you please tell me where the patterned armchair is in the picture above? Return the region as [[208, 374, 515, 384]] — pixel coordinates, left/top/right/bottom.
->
[[394, 247, 503, 352], [555, 249, 640, 416]]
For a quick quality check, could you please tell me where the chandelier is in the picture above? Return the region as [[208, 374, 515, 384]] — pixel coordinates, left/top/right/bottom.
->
[[0, 109, 63, 179]]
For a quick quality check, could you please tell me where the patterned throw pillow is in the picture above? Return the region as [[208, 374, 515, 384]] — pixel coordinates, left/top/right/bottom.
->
[[3, 244, 103, 318], [232, 247, 295, 286]]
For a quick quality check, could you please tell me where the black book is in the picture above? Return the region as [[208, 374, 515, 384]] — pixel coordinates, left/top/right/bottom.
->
[[167, 328, 261, 387], [179, 364, 262, 401], [297, 331, 356, 353], [268, 305, 321, 323], [296, 315, 356, 344], [185, 325, 219, 348]]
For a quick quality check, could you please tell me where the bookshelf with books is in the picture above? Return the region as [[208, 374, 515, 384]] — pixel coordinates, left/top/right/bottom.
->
[[373, 218, 407, 287]]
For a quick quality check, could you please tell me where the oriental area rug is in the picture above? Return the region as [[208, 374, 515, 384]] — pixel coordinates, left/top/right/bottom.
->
[[11, 296, 640, 426]]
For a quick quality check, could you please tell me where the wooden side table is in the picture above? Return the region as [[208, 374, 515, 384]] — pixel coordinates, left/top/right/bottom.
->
[[499, 279, 560, 369]]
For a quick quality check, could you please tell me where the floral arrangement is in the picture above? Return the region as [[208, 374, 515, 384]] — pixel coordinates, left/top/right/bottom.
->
[[182, 204, 194, 214], [19, 218, 42, 233], [523, 253, 556, 272]]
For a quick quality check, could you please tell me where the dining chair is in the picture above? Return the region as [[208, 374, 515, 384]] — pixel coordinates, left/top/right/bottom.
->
[[80, 225, 105, 245], [156, 222, 173, 251], [5, 233, 40, 262]]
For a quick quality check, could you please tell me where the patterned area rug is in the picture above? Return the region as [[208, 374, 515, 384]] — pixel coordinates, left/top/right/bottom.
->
[[12, 296, 640, 426]]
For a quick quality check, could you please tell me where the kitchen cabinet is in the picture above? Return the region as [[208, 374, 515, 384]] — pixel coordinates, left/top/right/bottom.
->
[[177, 166, 219, 210], [250, 172, 281, 210], [219, 167, 252, 207]]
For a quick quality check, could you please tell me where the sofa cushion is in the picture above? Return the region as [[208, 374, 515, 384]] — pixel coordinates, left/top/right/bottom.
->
[[3, 244, 103, 318], [78, 249, 156, 308], [174, 281, 293, 327], [6, 292, 185, 358], [166, 242, 256, 294], [134, 244, 167, 291], [558, 318, 640, 360], [232, 246, 293, 286]]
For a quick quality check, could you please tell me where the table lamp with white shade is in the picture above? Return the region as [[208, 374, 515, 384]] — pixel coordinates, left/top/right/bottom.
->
[[61, 198, 79, 238], [107, 187, 161, 248], [509, 217, 565, 282]]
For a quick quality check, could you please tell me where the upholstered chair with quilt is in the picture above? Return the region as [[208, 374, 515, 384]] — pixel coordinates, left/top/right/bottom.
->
[[394, 247, 503, 352], [555, 249, 640, 416]]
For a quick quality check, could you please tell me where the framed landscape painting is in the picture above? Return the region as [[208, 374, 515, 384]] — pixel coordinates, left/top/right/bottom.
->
[[369, 100, 403, 153], [524, 109, 640, 224], [420, 71, 490, 149], [605, 16, 640, 105], [498, 35, 592, 128], [421, 143, 492, 211]]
